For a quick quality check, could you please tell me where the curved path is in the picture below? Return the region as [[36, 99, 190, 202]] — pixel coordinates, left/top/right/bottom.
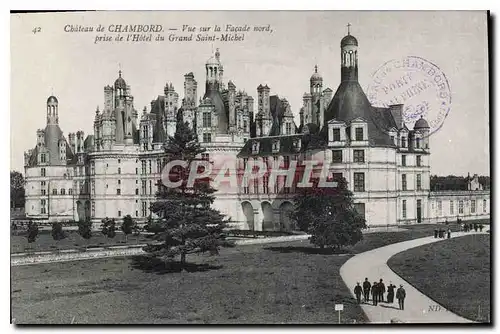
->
[[340, 228, 490, 323]]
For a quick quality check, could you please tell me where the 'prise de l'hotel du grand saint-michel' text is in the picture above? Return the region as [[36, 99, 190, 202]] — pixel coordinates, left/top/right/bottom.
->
[[63, 24, 275, 44]]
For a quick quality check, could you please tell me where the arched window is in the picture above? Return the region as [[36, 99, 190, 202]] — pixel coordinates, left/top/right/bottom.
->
[[61, 188, 65, 195]]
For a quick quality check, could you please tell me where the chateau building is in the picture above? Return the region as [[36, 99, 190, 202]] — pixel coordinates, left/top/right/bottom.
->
[[24, 31, 490, 229]]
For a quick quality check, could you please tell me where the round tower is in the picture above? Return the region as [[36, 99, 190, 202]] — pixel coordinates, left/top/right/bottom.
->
[[340, 23, 359, 82], [46, 95, 59, 125], [414, 116, 430, 148]]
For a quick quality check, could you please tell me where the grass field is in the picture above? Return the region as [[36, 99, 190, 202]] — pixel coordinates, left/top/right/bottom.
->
[[11, 223, 463, 324], [388, 234, 491, 323]]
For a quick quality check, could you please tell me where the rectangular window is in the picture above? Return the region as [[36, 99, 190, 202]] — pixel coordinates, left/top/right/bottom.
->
[[201, 153, 210, 161], [438, 201, 442, 216], [483, 199, 487, 213], [354, 203, 365, 219], [135, 188, 139, 195], [68, 188, 73, 195], [332, 128, 341, 141], [355, 127, 364, 141], [142, 201, 147, 217], [401, 137, 407, 148], [353, 150, 365, 163], [141, 161, 146, 174], [402, 174, 407, 191], [135, 167, 138, 175], [52, 188, 57, 195], [253, 178, 259, 194], [243, 120, 248, 132], [41, 168, 46, 177], [117, 188, 121, 195], [285, 123, 292, 135], [203, 133, 212, 143], [354, 172, 365, 192], [243, 158, 248, 169], [91, 162, 95, 175], [118, 167, 121, 174], [274, 179, 279, 193], [157, 159, 162, 173], [118, 210, 121, 217], [402, 200, 407, 219], [263, 175, 269, 194], [149, 161, 152, 174], [203, 112, 212, 127], [332, 150, 343, 163], [283, 155, 290, 168], [92, 181, 95, 195], [416, 155, 422, 167], [243, 177, 249, 195], [135, 210, 139, 217], [450, 200, 454, 215], [417, 174, 422, 190], [149, 180, 152, 195], [459, 200, 464, 214], [142, 180, 146, 195], [471, 200, 476, 214], [41, 199, 46, 214], [416, 138, 421, 148], [401, 155, 406, 166]]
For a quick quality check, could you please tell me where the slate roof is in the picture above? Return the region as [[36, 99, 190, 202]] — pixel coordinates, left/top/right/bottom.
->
[[238, 133, 326, 158], [322, 81, 395, 147], [203, 83, 228, 134]]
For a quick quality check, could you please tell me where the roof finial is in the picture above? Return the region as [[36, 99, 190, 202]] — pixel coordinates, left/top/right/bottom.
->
[[347, 23, 351, 35], [51, 87, 54, 95], [118, 63, 122, 77], [314, 65, 318, 73]]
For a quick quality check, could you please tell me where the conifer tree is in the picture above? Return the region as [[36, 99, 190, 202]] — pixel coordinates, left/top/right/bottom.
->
[[292, 176, 367, 250], [144, 120, 233, 268]]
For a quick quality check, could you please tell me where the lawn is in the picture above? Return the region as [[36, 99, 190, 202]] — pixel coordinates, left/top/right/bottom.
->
[[11, 223, 460, 324], [388, 234, 491, 323]]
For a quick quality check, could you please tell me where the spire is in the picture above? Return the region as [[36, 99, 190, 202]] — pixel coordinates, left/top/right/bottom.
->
[[347, 23, 351, 35], [314, 65, 318, 73]]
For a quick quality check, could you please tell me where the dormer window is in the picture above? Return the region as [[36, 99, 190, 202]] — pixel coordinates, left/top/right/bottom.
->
[[401, 137, 407, 148], [355, 127, 364, 141], [272, 139, 280, 153], [292, 138, 302, 152], [332, 128, 341, 141], [252, 141, 260, 154]]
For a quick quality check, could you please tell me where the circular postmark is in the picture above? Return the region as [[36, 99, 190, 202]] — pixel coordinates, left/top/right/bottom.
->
[[366, 56, 451, 137]]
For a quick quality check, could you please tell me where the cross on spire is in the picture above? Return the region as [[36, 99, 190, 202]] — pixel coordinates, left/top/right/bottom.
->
[[347, 23, 351, 35]]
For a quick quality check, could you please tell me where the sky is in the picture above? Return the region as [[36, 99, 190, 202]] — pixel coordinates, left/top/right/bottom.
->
[[10, 11, 489, 176]]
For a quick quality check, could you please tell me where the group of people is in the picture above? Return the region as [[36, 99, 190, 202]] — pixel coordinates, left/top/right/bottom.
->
[[434, 228, 451, 239], [354, 278, 406, 310], [462, 223, 484, 232]]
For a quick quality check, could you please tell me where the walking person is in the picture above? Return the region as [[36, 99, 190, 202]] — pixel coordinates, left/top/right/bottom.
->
[[362, 278, 371, 302], [387, 283, 395, 303], [354, 283, 363, 304], [378, 279, 386, 303], [447, 228, 451, 239], [396, 285, 406, 310], [371, 281, 378, 306], [474, 224, 478, 232], [479, 224, 484, 232]]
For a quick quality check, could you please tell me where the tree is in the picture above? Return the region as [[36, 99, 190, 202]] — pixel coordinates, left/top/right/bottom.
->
[[292, 177, 367, 250], [26, 221, 39, 250], [10, 171, 25, 209], [51, 222, 67, 250], [101, 218, 116, 239], [144, 120, 234, 268], [78, 220, 93, 249], [121, 215, 135, 242]]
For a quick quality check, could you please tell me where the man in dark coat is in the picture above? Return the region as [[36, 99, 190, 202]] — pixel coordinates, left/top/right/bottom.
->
[[396, 285, 406, 310], [479, 224, 484, 232], [378, 279, 386, 302], [362, 278, 371, 302], [354, 283, 363, 304], [386, 283, 395, 303], [447, 228, 451, 239], [371, 281, 378, 306]]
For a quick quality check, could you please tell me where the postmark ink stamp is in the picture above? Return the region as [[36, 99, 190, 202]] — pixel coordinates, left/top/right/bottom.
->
[[366, 56, 452, 136]]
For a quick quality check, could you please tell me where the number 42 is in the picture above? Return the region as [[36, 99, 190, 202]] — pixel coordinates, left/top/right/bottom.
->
[[32, 27, 41, 34]]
